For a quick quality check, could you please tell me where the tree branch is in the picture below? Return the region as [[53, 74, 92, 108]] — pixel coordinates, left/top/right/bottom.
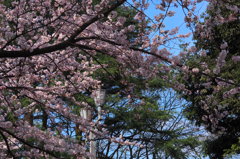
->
[[0, 0, 126, 58]]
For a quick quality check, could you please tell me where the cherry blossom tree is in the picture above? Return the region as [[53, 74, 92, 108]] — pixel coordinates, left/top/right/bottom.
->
[[0, 0, 239, 158], [0, 0, 132, 158]]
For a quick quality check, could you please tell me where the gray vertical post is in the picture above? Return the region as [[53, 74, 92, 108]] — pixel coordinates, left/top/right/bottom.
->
[[90, 88, 106, 159]]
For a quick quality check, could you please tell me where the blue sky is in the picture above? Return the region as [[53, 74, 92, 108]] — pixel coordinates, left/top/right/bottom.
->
[[145, 0, 208, 41], [127, 0, 209, 54]]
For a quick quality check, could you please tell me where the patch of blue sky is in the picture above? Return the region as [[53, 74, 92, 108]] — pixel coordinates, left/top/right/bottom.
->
[[127, 0, 208, 55], [146, 0, 208, 52]]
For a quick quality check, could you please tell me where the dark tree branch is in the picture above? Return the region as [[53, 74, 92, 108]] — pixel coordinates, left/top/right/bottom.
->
[[0, 0, 126, 58], [0, 131, 16, 159], [0, 127, 61, 158]]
